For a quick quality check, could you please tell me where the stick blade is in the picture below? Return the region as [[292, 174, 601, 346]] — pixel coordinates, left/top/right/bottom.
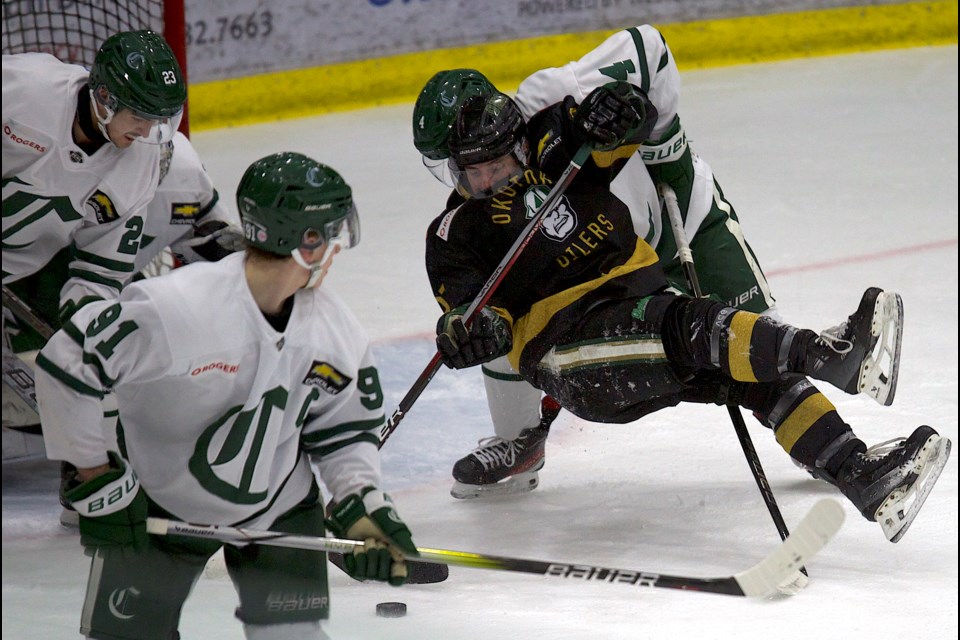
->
[[735, 499, 845, 598], [328, 551, 449, 584]]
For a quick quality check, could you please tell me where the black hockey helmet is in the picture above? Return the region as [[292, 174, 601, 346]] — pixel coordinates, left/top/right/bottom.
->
[[447, 92, 528, 198]]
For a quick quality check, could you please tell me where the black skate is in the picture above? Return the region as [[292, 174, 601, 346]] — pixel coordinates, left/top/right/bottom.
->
[[834, 426, 951, 542], [806, 287, 902, 406], [450, 396, 561, 500]]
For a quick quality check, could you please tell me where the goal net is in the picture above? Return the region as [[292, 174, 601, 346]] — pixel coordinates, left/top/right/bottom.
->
[[2, 0, 188, 129]]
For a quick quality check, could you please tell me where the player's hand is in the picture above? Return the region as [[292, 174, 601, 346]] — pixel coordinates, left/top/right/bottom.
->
[[326, 487, 418, 586], [436, 305, 512, 369], [573, 81, 657, 151], [63, 451, 149, 549]]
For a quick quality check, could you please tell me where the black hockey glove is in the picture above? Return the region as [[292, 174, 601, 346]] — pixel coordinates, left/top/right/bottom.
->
[[436, 305, 512, 369], [326, 487, 419, 586], [573, 81, 658, 152], [62, 451, 149, 550]]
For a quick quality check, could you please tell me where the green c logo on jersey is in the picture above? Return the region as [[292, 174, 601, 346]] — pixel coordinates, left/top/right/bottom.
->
[[189, 386, 288, 504]]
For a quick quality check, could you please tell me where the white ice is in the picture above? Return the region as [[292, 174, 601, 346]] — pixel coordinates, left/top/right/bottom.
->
[[3, 45, 957, 640]]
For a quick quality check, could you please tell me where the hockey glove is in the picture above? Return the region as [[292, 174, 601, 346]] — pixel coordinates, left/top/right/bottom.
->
[[436, 305, 512, 370], [178, 219, 246, 263], [325, 487, 418, 586], [573, 81, 658, 152], [62, 451, 149, 550]]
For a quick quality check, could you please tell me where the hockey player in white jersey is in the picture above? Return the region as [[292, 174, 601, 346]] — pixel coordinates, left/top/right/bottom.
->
[[35, 153, 418, 640], [4, 130, 242, 527], [2, 29, 185, 320], [410, 25, 778, 499], [6, 131, 241, 356], [135, 130, 243, 274]]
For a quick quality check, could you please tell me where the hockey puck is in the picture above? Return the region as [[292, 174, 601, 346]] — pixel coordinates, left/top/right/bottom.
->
[[376, 602, 407, 618]]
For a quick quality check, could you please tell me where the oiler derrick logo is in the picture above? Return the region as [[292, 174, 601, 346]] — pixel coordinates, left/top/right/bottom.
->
[[303, 361, 352, 394], [524, 186, 576, 242]]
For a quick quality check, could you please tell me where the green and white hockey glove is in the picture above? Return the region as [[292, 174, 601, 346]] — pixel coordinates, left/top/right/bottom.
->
[[325, 487, 418, 586], [573, 81, 658, 151], [436, 305, 512, 370], [63, 451, 148, 549]]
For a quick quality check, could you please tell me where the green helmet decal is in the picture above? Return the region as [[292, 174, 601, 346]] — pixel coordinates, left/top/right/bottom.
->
[[237, 152, 359, 256], [412, 69, 495, 160], [89, 30, 186, 119]]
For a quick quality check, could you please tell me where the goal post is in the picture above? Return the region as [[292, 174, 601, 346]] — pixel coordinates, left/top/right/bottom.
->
[[2, 0, 189, 135]]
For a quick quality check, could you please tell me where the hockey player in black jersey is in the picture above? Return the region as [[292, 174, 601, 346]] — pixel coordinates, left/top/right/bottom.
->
[[425, 86, 951, 543]]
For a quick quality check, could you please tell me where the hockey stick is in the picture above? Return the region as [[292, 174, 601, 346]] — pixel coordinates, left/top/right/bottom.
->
[[2, 285, 55, 341], [2, 340, 39, 415], [377, 144, 593, 447], [147, 498, 843, 598], [2, 286, 55, 417], [658, 183, 808, 593], [365, 146, 590, 583]]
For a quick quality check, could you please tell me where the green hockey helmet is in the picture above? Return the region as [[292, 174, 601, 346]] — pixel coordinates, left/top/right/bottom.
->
[[236, 152, 360, 257], [413, 69, 495, 161], [89, 30, 186, 120]]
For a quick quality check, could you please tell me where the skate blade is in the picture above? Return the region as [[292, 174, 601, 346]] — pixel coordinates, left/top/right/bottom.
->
[[450, 470, 540, 500], [878, 434, 952, 542], [859, 291, 903, 406]]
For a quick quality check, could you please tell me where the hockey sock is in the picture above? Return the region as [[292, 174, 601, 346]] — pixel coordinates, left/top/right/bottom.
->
[[646, 295, 813, 382]]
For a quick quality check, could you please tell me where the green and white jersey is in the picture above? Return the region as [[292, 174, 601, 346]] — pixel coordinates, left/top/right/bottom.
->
[[135, 131, 239, 273], [515, 24, 776, 314], [2, 53, 161, 307], [36, 252, 385, 528], [514, 24, 705, 248], [515, 25, 681, 146]]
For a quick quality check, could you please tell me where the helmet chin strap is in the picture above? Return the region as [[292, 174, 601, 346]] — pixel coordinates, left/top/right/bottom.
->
[[291, 243, 336, 289], [89, 89, 116, 144]]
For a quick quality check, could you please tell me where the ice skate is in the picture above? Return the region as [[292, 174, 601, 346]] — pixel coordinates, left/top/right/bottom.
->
[[450, 397, 560, 499], [834, 426, 951, 542], [806, 287, 902, 406]]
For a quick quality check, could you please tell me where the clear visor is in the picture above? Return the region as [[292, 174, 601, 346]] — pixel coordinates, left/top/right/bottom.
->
[[299, 204, 360, 253], [422, 155, 456, 188], [92, 87, 183, 145], [127, 110, 183, 145], [447, 151, 525, 199]]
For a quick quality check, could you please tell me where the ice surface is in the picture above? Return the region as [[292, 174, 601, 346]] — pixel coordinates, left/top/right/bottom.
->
[[3, 46, 957, 640]]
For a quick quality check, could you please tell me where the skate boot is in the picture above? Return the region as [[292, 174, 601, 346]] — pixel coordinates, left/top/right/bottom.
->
[[451, 396, 561, 500], [804, 287, 902, 406], [832, 426, 951, 542]]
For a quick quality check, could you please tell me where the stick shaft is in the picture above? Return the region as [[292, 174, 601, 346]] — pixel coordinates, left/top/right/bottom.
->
[[2, 286, 55, 341], [378, 145, 592, 446], [657, 184, 801, 559], [147, 498, 844, 599], [147, 516, 743, 595]]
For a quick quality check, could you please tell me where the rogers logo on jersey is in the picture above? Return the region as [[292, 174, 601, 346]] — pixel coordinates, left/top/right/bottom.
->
[[4, 125, 46, 153], [191, 361, 240, 376]]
